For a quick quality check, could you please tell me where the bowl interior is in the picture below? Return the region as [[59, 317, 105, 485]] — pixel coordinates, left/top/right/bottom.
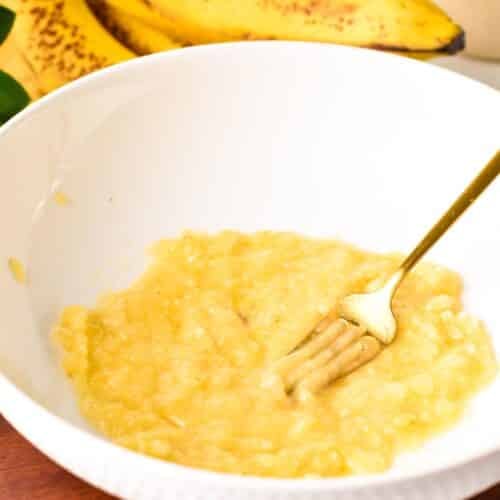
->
[[1, 43, 500, 479]]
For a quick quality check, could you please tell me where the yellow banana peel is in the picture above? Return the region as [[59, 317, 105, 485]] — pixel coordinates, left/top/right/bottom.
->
[[88, 0, 181, 55], [100, 0, 185, 42], [0, 30, 41, 99], [0, 0, 19, 11], [147, 0, 463, 53], [12, 0, 135, 94]]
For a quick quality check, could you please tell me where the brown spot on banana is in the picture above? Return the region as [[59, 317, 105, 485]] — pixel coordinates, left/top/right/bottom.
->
[[260, 0, 358, 18]]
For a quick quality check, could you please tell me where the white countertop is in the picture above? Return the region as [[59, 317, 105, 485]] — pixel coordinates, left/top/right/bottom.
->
[[433, 54, 500, 90]]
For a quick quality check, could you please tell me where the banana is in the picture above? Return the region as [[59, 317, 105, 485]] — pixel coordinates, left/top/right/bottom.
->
[[0, 0, 19, 10], [87, 0, 181, 55], [146, 0, 464, 54], [13, 0, 135, 95], [99, 0, 187, 43], [0, 29, 41, 99], [1, 0, 464, 103]]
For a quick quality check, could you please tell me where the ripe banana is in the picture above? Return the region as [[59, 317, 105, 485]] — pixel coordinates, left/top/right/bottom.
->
[[1, 0, 464, 103], [98, 0, 186, 43], [12, 0, 135, 95], [87, 0, 181, 55], [0, 0, 19, 11], [147, 0, 464, 53], [0, 29, 41, 99]]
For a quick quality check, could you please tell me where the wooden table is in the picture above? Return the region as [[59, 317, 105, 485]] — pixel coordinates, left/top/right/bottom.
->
[[1, 415, 498, 499], [0, 416, 113, 499]]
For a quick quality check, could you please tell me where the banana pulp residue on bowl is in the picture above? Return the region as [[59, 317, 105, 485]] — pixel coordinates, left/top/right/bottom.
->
[[8, 257, 26, 284], [53, 232, 497, 477], [53, 191, 72, 206]]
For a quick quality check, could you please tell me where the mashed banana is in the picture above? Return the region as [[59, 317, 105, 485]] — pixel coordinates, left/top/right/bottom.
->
[[54, 232, 497, 477]]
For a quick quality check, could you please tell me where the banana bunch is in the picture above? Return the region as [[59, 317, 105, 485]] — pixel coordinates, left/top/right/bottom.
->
[[0, 0, 463, 99]]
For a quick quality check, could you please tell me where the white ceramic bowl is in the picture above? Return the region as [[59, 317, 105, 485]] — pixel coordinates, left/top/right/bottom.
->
[[1, 43, 499, 500]]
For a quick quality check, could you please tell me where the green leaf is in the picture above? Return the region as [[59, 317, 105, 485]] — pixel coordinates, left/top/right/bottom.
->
[[0, 70, 30, 124], [0, 5, 15, 45]]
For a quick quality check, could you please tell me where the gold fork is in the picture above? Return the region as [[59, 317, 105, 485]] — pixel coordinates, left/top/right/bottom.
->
[[273, 150, 500, 402]]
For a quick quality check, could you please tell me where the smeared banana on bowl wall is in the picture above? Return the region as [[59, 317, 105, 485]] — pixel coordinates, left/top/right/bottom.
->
[[2, 0, 463, 96]]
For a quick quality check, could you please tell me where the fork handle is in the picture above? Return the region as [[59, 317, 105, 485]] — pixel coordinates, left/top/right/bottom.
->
[[400, 150, 500, 276]]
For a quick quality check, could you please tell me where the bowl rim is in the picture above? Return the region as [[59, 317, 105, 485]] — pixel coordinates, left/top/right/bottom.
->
[[1, 40, 499, 492]]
